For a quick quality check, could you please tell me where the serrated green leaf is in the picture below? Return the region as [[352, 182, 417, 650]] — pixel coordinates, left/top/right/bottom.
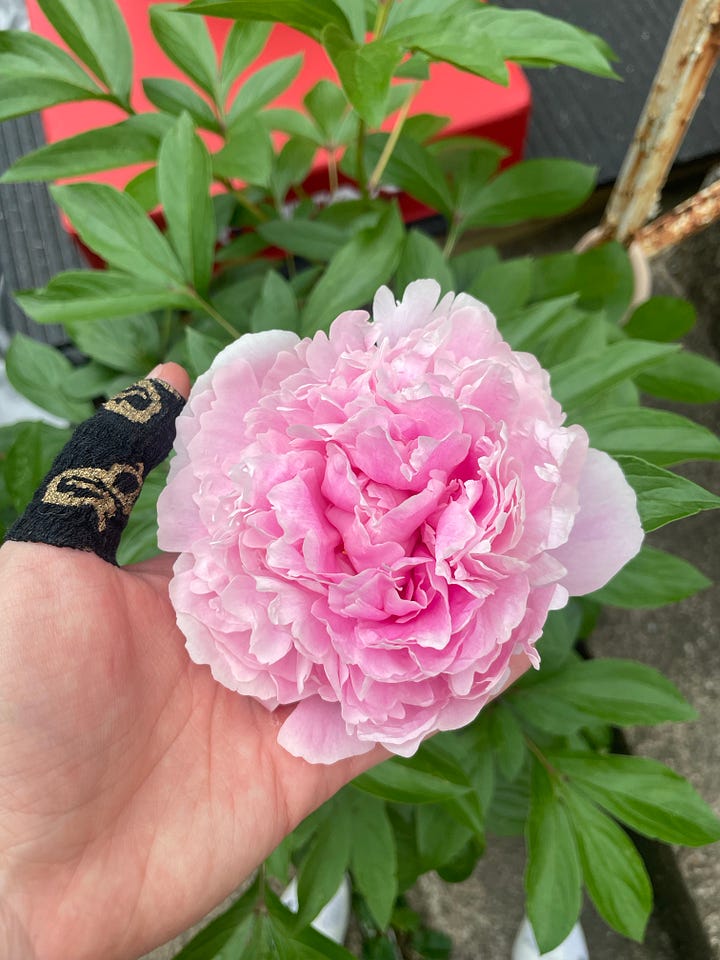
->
[[624, 295, 696, 342], [591, 546, 711, 608], [143, 78, 221, 132], [3, 422, 72, 513], [296, 801, 353, 930], [549, 339, 679, 409], [467, 159, 596, 227], [564, 787, 652, 942], [477, 7, 617, 78], [220, 20, 272, 99], [229, 53, 303, 125], [5, 335, 93, 423], [16, 270, 194, 325], [213, 118, 275, 186], [150, 3, 219, 97], [37, 0, 133, 102], [323, 27, 403, 128], [158, 113, 215, 295], [551, 753, 720, 847], [349, 794, 398, 929], [1, 114, 171, 182], [616, 455, 720, 532], [635, 350, 720, 403], [182, 0, 354, 41], [51, 183, 185, 285], [525, 762, 582, 954], [395, 231, 453, 297], [582, 406, 720, 466]]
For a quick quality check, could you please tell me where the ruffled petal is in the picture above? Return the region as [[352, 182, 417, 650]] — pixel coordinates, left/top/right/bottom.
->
[[277, 696, 375, 764]]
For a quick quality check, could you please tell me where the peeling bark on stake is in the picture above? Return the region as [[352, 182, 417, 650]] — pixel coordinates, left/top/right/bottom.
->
[[636, 177, 720, 257], [600, 0, 720, 246]]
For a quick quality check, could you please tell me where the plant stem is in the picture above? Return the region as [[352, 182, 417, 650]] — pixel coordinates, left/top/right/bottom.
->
[[218, 177, 269, 222], [356, 120, 369, 197], [367, 82, 421, 195], [525, 737, 562, 781], [328, 148, 339, 195], [193, 295, 241, 339], [373, 0, 396, 38], [442, 217, 462, 258]]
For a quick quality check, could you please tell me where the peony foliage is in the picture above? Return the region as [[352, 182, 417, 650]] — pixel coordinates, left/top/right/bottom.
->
[[1, 0, 720, 955]]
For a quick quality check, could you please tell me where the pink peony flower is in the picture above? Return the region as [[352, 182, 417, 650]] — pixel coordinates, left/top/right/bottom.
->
[[158, 280, 643, 763]]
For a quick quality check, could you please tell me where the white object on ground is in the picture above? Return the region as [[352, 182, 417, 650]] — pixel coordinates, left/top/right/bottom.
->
[[280, 875, 351, 945], [512, 917, 589, 960]]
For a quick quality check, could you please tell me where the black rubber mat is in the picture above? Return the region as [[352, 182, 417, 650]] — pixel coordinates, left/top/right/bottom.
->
[[500, 0, 720, 184]]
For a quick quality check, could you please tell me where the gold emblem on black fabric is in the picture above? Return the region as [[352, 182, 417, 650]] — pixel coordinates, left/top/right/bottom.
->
[[42, 463, 145, 531], [104, 380, 163, 423]]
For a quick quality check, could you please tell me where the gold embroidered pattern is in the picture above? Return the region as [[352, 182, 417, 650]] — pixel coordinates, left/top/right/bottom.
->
[[104, 380, 163, 423], [43, 463, 145, 531]]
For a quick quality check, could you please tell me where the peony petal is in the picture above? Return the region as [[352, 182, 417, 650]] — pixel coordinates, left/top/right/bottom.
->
[[551, 447, 643, 596], [277, 696, 375, 764]]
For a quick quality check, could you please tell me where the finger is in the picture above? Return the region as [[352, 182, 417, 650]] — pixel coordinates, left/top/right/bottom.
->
[[5, 366, 188, 565]]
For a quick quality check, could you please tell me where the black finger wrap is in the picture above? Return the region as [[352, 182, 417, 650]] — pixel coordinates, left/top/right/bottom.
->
[[6, 378, 185, 564]]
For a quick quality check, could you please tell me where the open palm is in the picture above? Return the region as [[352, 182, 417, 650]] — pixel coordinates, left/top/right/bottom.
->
[[0, 543, 379, 959]]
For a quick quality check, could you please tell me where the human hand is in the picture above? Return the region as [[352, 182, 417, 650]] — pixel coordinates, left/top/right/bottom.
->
[[0, 364, 382, 960]]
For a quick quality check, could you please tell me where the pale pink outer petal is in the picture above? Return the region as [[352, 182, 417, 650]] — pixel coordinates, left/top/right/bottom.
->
[[207, 329, 300, 382], [277, 697, 376, 764], [372, 279, 442, 346], [551, 447, 644, 596]]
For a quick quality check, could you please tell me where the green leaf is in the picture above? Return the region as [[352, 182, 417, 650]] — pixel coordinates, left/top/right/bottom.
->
[[220, 20, 272, 100], [551, 753, 720, 847], [1, 114, 171, 182], [385, 15, 508, 85], [357, 135, 454, 216], [615, 455, 720, 532], [3, 422, 72, 513], [51, 183, 185, 286], [143, 78, 221, 132], [296, 801, 353, 930], [415, 804, 474, 873], [353, 758, 471, 805], [564, 788, 652, 942], [524, 762, 582, 954], [395, 52, 431, 81], [302, 203, 405, 336], [488, 703, 526, 781], [486, 767, 530, 837], [36, 0, 133, 102], [257, 219, 350, 262], [158, 113, 215, 296], [548, 339, 679, 409], [323, 27, 403, 128], [150, 3, 219, 98], [451, 246, 500, 292], [477, 8, 617, 79], [333, 0, 366, 43], [0, 77, 105, 123], [5, 335, 93, 423], [516, 657, 696, 728], [582, 406, 720, 466], [467, 159, 596, 227], [304, 80, 352, 145], [349, 794, 398, 929], [591, 546, 711, 608], [184, 327, 225, 379], [635, 350, 720, 403], [533, 603, 582, 673], [65, 314, 162, 375], [395, 231, 454, 297], [266, 891, 358, 960], [213, 118, 274, 186], [0, 28, 103, 87], [250, 272, 299, 333], [16, 270, 194, 325], [270, 136, 318, 203], [182, 0, 354, 41], [469, 258, 534, 321], [533, 242, 634, 327], [403, 112, 449, 142], [229, 53, 303, 124], [625, 296, 696, 342], [124, 168, 159, 212], [172, 875, 260, 958]]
